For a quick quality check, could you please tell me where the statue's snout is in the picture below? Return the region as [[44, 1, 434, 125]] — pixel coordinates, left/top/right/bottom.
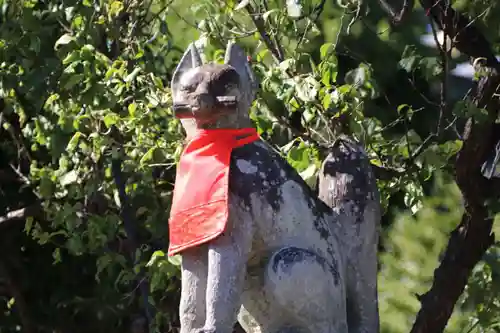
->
[[194, 92, 216, 112], [173, 89, 239, 120], [173, 92, 217, 119]]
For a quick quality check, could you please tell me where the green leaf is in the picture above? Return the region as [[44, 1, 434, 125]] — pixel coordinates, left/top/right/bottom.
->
[[302, 108, 315, 123], [31, 36, 41, 54], [96, 253, 114, 278], [67, 132, 83, 151], [54, 34, 75, 50], [63, 74, 84, 90], [398, 45, 421, 73], [125, 67, 141, 83], [397, 104, 414, 119], [263, 9, 278, 21], [234, 0, 250, 10], [25, 217, 34, 234], [53, 248, 62, 264], [103, 113, 120, 128], [398, 56, 418, 73], [345, 67, 366, 88], [322, 92, 332, 109], [320, 62, 337, 86], [419, 57, 442, 78], [128, 102, 137, 116], [39, 176, 54, 198], [7, 298, 15, 309], [299, 164, 318, 187], [109, 0, 124, 17], [140, 147, 156, 165], [45, 93, 60, 106], [62, 51, 81, 65], [440, 140, 463, 157], [281, 138, 299, 154], [295, 76, 319, 102], [60, 170, 79, 186], [452, 100, 467, 118], [320, 43, 333, 60], [168, 255, 182, 266], [279, 59, 295, 72], [146, 250, 166, 267], [287, 143, 309, 171]]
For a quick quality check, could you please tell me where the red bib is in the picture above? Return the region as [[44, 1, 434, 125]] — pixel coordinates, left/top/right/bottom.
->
[[168, 127, 260, 256]]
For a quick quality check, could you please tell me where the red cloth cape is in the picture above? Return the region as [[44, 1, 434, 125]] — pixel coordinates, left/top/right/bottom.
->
[[168, 127, 260, 256]]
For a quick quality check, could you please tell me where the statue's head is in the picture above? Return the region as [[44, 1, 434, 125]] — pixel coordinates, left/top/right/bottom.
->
[[171, 41, 257, 137]]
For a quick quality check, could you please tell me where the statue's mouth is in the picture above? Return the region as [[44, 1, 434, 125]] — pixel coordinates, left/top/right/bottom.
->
[[172, 103, 193, 118], [173, 96, 238, 119], [215, 96, 238, 106]]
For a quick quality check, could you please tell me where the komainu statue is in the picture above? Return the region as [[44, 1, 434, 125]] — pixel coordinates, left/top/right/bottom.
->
[[167, 40, 381, 333]]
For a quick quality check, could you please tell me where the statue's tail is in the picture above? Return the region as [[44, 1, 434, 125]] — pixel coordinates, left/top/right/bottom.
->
[[317, 136, 381, 333]]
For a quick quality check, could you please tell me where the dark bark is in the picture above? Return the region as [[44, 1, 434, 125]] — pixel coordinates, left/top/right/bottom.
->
[[111, 157, 155, 331]]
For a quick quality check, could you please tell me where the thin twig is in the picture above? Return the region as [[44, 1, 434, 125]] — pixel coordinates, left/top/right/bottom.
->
[[0, 204, 42, 225], [346, 0, 362, 35], [295, 0, 327, 21], [377, 0, 415, 25], [430, 18, 450, 134], [246, 4, 284, 62]]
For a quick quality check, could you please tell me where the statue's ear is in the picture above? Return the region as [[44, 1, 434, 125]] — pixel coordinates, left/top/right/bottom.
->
[[171, 43, 203, 93], [224, 41, 257, 107]]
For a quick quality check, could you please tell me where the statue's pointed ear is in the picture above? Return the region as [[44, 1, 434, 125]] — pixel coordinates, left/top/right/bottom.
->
[[171, 43, 203, 93], [224, 41, 257, 106]]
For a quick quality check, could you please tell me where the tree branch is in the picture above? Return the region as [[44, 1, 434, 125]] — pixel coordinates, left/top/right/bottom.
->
[[419, 0, 499, 70], [0, 204, 42, 226], [245, 4, 284, 62]]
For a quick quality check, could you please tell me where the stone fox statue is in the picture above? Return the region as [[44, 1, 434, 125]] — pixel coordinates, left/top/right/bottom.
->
[[168, 41, 381, 333]]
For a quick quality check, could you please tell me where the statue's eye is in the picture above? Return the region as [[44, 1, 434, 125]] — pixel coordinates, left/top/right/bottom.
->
[[180, 82, 197, 92], [179, 72, 204, 91], [224, 83, 237, 91], [211, 69, 240, 95]]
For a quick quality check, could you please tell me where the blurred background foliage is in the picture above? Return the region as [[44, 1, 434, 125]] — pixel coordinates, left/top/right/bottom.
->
[[0, 0, 499, 332]]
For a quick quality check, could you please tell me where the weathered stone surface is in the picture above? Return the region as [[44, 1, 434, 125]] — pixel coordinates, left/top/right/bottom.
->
[[318, 138, 381, 333], [170, 41, 381, 333]]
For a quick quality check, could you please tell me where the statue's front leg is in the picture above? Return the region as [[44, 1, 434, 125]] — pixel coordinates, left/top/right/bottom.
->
[[179, 247, 208, 333], [202, 212, 253, 333]]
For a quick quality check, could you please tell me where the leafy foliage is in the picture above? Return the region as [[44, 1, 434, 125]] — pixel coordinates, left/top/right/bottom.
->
[[0, 0, 499, 332]]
